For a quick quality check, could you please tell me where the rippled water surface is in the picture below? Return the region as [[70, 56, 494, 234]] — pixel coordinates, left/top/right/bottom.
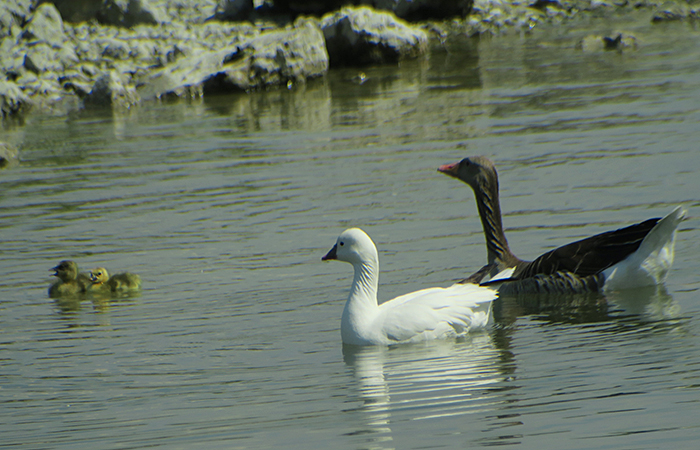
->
[[2, 18, 700, 449]]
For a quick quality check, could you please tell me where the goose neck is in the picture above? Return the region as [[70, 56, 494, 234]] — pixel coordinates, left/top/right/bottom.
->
[[340, 259, 380, 344], [348, 260, 379, 308], [473, 178, 515, 267]]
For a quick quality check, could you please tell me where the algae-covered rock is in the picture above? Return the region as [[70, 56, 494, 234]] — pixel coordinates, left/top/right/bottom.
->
[[84, 71, 140, 109], [0, 142, 19, 168], [321, 6, 428, 67], [138, 21, 328, 99], [21, 3, 66, 44], [0, 0, 33, 38], [577, 32, 638, 51], [651, 1, 699, 22], [0, 80, 31, 118]]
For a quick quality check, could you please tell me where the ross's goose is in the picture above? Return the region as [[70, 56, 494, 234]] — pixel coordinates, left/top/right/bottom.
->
[[438, 156, 686, 294], [49, 260, 90, 298], [88, 267, 142, 293], [322, 228, 499, 345]]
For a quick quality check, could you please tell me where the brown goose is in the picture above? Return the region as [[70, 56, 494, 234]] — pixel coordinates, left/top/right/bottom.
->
[[48, 260, 90, 298], [438, 156, 686, 294]]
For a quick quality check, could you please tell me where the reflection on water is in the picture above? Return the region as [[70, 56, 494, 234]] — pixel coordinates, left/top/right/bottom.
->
[[342, 334, 509, 448], [1, 17, 699, 450], [341, 290, 692, 449], [495, 285, 682, 326], [483, 292, 694, 448], [52, 293, 140, 315], [605, 286, 682, 321]]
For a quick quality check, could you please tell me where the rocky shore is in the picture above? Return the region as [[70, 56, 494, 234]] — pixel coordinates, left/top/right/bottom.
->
[[1, 0, 698, 121]]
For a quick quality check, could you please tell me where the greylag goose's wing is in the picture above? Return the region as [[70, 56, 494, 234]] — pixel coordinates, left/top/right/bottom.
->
[[514, 217, 660, 279]]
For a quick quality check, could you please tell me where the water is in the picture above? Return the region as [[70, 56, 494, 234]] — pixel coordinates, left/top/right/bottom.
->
[[2, 17, 700, 449]]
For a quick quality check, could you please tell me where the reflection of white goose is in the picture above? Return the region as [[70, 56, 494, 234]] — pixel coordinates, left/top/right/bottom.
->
[[343, 334, 506, 444], [344, 347, 393, 446], [323, 228, 501, 345]]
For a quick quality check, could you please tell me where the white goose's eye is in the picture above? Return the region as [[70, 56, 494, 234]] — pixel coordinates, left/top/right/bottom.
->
[[339, 241, 344, 246]]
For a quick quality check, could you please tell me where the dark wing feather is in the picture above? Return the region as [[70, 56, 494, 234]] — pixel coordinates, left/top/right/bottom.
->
[[458, 263, 498, 284], [513, 218, 660, 279]]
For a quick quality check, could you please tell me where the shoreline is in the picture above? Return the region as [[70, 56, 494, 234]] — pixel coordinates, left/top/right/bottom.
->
[[1, 0, 697, 122]]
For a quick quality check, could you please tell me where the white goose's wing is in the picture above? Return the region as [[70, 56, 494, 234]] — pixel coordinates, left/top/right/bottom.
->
[[376, 283, 497, 343]]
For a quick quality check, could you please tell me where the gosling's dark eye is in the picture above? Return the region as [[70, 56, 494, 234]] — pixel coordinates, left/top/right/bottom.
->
[[339, 241, 344, 246]]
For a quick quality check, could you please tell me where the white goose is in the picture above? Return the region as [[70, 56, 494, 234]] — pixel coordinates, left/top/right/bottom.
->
[[322, 228, 500, 346], [438, 156, 687, 294]]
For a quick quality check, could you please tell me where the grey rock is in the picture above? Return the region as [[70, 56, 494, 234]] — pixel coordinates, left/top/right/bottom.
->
[[0, 80, 31, 118], [15, 70, 38, 87], [652, 1, 698, 22], [0, 142, 19, 168], [23, 42, 78, 74], [100, 37, 132, 60], [0, 0, 33, 38], [84, 71, 139, 108], [23, 76, 64, 105], [0, 35, 24, 77], [24, 43, 62, 74], [21, 3, 66, 44], [138, 21, 328, 99], [321, 6, 428, 67], [156, 0, 219, 24], [61, 66, 96, 97], [214, 20, 328, 91], [577, 32, 637, 52], [465, 0, 550, 36]]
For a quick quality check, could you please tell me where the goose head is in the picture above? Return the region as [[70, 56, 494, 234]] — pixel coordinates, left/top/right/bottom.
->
[[322, 228, 378, 266], [438, 156, 498, 192], [52, 260, 79, 282], [90, 267, 110, 285]]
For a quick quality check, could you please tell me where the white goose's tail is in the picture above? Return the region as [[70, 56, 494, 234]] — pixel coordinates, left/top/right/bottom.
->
[[603, 206, 687, 291]]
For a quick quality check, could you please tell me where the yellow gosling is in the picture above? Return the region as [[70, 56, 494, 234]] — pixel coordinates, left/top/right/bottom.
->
[[89, 267, 142, 293]]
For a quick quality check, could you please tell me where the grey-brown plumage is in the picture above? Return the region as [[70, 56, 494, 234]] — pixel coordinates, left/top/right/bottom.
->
[[439, 156, 667, 293], [48, 260, 90, 297]]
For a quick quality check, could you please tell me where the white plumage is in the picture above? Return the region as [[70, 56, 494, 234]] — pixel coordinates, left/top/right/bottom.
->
[[322, 228, 499, 346], [602, 205, 686, 291]]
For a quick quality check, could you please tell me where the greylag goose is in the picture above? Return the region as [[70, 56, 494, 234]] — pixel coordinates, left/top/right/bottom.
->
[[88, 267, 142, 293], [322, 228, 504, 345], [438, 156, 686, 294], [48, 260, 90, 297]]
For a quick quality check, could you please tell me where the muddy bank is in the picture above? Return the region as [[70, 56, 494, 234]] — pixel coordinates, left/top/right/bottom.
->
[[0, 0, 697, 121]]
